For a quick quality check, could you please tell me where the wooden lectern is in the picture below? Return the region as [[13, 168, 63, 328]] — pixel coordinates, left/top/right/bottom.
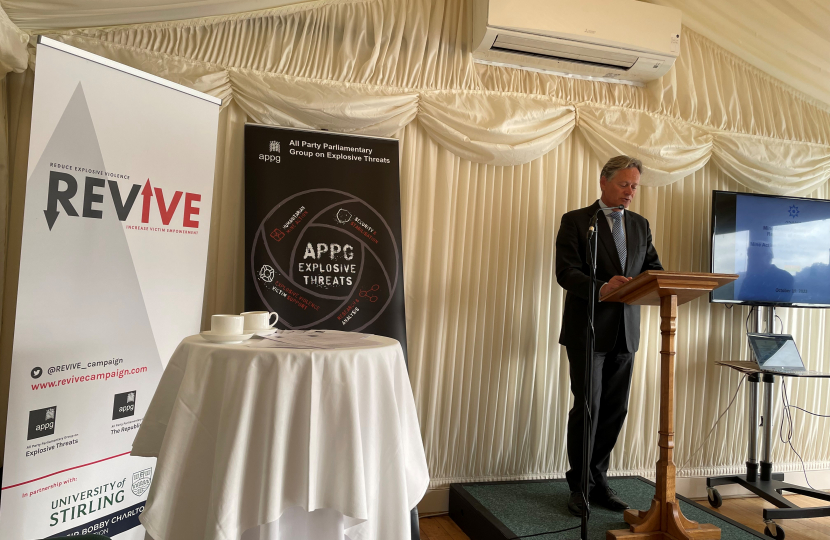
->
[[601, 271, 737, 540]]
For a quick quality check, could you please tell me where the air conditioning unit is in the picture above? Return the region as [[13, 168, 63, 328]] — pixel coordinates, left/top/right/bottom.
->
[[472, 0, 682, 84]]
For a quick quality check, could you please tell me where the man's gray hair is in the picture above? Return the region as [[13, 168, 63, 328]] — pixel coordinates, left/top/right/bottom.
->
[[600, 155, 642, 181]]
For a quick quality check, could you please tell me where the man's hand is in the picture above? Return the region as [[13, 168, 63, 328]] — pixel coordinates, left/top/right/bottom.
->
[[600, 275, 632, 296]]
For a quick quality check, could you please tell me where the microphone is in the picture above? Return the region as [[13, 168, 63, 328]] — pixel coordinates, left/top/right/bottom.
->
[[588, 205, 624, 232]]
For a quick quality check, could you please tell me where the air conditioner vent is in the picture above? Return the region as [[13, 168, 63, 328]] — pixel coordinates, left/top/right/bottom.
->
[[472, 0, 680, 84], [492, 34, 636, 71]]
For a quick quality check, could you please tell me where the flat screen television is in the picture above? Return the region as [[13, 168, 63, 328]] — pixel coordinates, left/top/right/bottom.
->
[[711, 190, 830, 307]]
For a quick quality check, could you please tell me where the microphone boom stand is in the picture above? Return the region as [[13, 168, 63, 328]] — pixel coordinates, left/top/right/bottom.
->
[[578, 204, 622, 539], [580, 217, 600, 540]]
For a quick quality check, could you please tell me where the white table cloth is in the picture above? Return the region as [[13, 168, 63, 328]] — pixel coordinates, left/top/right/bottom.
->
[[131, 334, 428, 540]]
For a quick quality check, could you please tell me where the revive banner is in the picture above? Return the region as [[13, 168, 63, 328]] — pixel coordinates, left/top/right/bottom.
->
[[0, 38, 220, 539], [244, 125, 408, 359]]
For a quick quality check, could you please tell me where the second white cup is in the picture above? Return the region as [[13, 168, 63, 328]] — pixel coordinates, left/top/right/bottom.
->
[[241, 311, 279, 331], [211, 314, 244, 335]]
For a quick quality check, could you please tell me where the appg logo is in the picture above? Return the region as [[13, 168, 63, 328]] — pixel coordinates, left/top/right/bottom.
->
[[259, 140, 281, 164], [28, 406, 57, 440], [112, 390, 136, 420]]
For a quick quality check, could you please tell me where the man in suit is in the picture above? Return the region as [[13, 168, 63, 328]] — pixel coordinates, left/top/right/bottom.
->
[[555, 155, 663, 516]]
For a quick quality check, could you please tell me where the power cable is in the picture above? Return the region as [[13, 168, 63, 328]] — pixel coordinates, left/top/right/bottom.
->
[[744, 306, 755, 334], [680, 374, 747, 470], [786, 404, 830, 418], [779, 379, 818, 490]]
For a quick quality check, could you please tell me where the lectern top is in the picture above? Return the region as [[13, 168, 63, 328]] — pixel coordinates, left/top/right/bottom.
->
[[600, 270, 738, 306]]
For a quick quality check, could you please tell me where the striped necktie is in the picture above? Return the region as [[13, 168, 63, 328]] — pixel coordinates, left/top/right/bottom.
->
[[610, 211, 626, 271]]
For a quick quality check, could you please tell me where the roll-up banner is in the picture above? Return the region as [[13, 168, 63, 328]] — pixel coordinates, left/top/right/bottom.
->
[[244, 125, 408, 361], [0, 37, 220, 539]]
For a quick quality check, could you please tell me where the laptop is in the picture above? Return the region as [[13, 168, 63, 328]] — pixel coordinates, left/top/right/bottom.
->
[[746, 333, 828, 376]]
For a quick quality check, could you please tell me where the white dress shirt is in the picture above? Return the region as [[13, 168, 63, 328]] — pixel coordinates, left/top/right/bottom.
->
[[598, 198, 625, 242]]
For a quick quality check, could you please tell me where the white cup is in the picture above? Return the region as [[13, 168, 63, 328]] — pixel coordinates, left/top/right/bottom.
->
[[241, 311, 279, 330], [211, 314, 244, 335]]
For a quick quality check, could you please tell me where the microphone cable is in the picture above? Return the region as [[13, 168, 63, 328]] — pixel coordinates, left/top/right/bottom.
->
[[574, 203, 627, 527], [515, 524, 581, 538], [579, 227, 596, 514]]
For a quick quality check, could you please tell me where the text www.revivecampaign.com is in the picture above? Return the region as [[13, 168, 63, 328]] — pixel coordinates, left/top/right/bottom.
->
[[31, 367, 148, 390]]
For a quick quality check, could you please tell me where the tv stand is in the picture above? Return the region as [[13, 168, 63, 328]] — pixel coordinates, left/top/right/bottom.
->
[[708, 307, 830, 540]]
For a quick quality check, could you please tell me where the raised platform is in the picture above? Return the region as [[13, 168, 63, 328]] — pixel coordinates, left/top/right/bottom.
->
[[449, 476, 765, 540]]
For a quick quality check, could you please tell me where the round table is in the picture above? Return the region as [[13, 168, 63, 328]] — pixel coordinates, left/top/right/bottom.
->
[[131, 333, 428, 540]]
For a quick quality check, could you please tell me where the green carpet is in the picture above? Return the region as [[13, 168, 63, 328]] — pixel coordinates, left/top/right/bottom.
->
[[457, 477, 764, 540]]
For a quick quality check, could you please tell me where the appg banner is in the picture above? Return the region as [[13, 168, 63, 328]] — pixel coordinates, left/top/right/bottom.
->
[[0, 38, 220, 539], [244, 125, 408, 359]]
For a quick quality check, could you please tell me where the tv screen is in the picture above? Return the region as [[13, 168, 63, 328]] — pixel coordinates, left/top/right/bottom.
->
[[711, 191, 830, 307]]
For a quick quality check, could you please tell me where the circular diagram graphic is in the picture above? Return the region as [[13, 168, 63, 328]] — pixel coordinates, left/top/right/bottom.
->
[[258, 264, 275, 283], [251, 188, 399, 331]]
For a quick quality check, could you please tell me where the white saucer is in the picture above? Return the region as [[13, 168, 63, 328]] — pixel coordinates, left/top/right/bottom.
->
[[244, 327, 278, 337], [200, 330, 256, 344]]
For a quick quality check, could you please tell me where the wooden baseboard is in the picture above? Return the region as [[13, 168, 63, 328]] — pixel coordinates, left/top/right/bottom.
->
[[418, 486, 450, 516]]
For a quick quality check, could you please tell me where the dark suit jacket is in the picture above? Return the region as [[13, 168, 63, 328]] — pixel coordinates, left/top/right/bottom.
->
[[556, 201, 663, 353]]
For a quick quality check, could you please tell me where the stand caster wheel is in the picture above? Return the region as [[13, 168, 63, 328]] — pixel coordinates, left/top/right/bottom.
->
[[764, 523, 785, 540], [706, 487, 723, 508]]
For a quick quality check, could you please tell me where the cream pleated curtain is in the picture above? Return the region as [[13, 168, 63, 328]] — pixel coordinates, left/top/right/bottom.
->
[[2, 0, 830, 483]]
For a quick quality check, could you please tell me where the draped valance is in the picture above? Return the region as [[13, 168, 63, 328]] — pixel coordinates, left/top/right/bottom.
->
[[16, 27, 830, 195], [0, 4, 27, 77]]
